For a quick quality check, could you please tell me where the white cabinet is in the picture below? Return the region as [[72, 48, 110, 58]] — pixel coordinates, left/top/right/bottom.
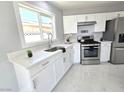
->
[[106, 12, 117, 20], [73, 43, 80, 64], [100, 41, 112, 63], [116, 11, 124, 17], [76, 14, 95, 22], [103, 11, 124, 21], [33, 62, 56, 92], [76, 15, 85, 22], [9, 44, 74, 92], [70, 46, 74, 65], [86, 14, 95, 21], [68, 46, 74, 66], [76, 13, 106, 32], [33, 53, 65, 92], [54, 55, 64, 83], [63, 11, 124, 34], [63, 52, 71, 72], [63, 16, 77, 34], [63, 46, 73, 73], [94, 13, 107, 32]]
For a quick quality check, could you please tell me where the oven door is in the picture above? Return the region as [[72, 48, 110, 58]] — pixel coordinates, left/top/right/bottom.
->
[[82, 46, 100, 60]]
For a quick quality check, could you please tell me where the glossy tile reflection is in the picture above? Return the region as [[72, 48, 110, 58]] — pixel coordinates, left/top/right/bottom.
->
[[53, 63, 124, 92]]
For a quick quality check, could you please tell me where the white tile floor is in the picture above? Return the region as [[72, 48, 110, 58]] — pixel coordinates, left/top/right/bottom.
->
[[53, 63, 124, 92]]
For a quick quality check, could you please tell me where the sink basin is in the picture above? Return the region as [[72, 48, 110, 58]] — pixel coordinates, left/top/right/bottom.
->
[[44, 46, 66, 53], [45, 47, 58, 52]]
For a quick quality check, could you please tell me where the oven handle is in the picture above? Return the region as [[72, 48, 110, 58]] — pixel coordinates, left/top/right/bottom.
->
[[82, 46, 100, 49], [81, 45, 100, 47]]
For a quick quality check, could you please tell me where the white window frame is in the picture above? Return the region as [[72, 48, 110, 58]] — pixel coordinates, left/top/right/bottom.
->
[[13, 2, 56, 48]]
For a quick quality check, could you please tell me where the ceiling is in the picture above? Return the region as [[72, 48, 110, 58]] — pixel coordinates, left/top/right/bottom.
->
[[49, 1, 124, 10]]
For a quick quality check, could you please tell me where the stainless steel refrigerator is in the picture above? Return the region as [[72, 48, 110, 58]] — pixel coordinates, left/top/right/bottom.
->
[[103, 17, 124, 64]]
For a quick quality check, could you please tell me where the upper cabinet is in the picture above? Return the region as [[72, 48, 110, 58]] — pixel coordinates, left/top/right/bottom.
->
[[94, 13, 107, 32], [63, 11, 124, 34], [116, 11, 124, 17], [76, 15, 85, 22], [106, 12, 117, 20], [63, 16, 77, 34], [76, 14, 95, 22], [76, 13, 106, 32]]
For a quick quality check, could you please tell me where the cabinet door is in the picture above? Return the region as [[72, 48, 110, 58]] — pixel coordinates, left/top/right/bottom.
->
[[63, 16, 77, 34], [106, 12, 117, 20], [94, 13, 107, 32], [69, 47, 74, 65], [100, 42, 111, 63], [63, 53, 70, 73], [33, 63, 56, 92], [116, 11, 124, 17], [76, 15, 85, 22], [86, 14, 95, 21], [63, 48, 73, 73], [73, 43, 80, 64], [76, 14, 95, 22], [54, 56, 64, 83]]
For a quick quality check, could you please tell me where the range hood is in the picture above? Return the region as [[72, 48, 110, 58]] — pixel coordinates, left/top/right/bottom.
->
[[77, 21, 97, 26]]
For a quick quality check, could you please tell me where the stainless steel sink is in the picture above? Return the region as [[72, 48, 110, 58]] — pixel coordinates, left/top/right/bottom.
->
[[45, 47, 58, 52], [44, 46, 66, 53]]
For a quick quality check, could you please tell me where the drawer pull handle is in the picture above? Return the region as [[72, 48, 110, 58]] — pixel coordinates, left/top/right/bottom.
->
[[42, 61, 49, 66]]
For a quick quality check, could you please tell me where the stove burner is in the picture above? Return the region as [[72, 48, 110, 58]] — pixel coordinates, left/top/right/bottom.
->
[[80, 39, 100, 44]]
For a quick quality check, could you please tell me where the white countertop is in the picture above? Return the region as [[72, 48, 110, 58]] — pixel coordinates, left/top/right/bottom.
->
[[11, 50, 62, 68], [100, 41, 112, 43], [55, 43, 73, 49], [8, 43, 73, 68]]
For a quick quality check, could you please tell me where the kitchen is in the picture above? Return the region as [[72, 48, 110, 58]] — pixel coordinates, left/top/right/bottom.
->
[[1, 1, 124, 92]]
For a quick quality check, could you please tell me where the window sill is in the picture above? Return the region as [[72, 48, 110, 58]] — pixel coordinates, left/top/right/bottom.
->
[[22, 39, 57, 48]]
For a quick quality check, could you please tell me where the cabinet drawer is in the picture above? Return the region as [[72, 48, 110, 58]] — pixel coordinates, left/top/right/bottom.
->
[[33, 62, 56, 92], [29, 59, 50, 77], [29, 53, 63, 77]]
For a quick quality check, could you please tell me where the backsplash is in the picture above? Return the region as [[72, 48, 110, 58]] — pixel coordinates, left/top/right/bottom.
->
[[77, 25, 95, 36], [64, 33, 77, 42], [64, 32, 103, 42], [94, 32, 103, 41]]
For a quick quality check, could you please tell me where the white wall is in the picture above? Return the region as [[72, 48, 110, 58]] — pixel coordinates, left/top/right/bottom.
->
[[0, 1, 64, 91], [63, 3, 124, 15], [0, 2, 21, 91]]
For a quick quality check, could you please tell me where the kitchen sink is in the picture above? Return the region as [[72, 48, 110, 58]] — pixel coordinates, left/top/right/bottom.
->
[[45, 47, 58, 52], [44, 46, 66, 53]]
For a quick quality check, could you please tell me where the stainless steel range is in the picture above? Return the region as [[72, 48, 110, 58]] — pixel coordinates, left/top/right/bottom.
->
[[79, 37, 100, 65]]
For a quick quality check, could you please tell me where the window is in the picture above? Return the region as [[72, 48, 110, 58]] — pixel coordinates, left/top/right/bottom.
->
[[18, 3, 56, 45]]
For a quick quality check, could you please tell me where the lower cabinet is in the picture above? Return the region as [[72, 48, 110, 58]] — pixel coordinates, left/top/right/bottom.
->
[[100, 41, 112, 63], [33, 62, 56, 92], [73, 43, 80, 64], [32, 47, 73, 92], [13, 45, 74, 92], [70, 46, 74, 65], [63, 47, 73, 73], [54, 55, 64, 83], [63, 52, 70, 73]]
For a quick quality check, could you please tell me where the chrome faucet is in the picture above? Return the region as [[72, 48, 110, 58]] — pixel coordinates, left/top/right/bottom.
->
[[47, 33, 53, 48]]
